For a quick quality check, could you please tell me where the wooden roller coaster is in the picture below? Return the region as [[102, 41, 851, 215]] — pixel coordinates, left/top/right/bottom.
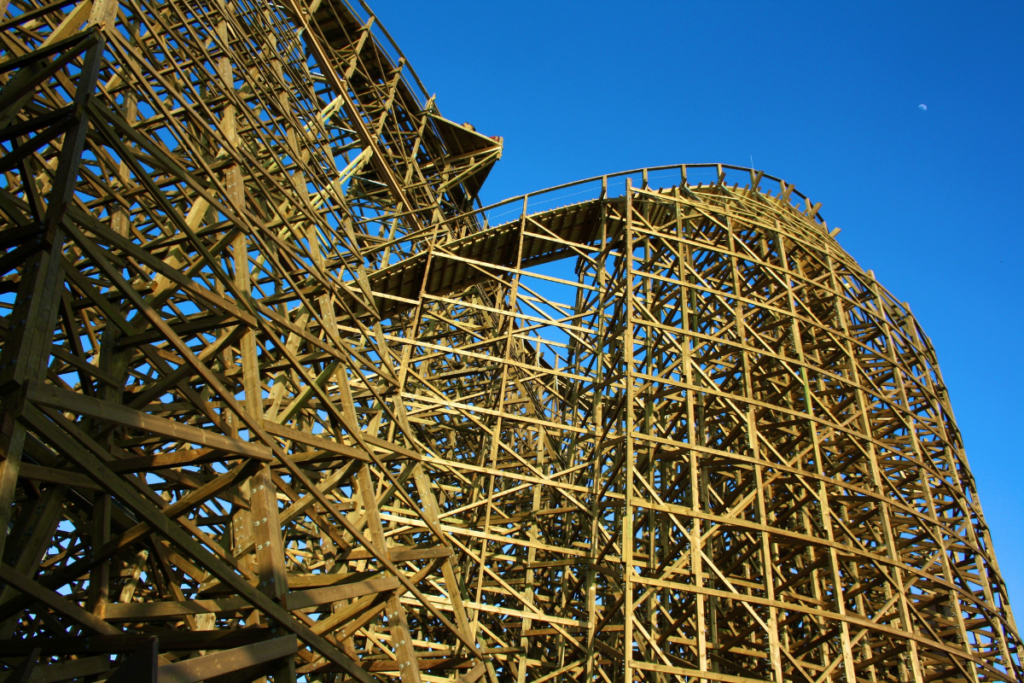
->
[[0, 0, 1018, 682]]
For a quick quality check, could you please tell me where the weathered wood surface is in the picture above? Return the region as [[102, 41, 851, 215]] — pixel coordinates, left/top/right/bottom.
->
[[0, 0, 1018, 682]]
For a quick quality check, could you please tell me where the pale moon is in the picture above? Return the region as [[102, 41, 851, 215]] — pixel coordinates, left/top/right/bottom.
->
[[919, 104, 928, 111]]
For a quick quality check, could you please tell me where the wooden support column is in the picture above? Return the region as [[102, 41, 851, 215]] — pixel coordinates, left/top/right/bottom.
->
[[0, 34, 105, 560], [623, 178, 636, 677], [356, 465, 421, 683], [87, 491, 111, 618]]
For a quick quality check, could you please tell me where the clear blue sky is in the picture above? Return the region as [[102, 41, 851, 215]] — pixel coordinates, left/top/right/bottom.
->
[[379, 1, 1024, 610]]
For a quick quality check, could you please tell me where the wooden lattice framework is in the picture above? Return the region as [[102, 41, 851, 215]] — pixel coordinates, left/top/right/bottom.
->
[[0, 0, 1019, 682]]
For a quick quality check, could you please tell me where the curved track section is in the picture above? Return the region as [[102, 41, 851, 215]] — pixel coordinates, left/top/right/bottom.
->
[[394, 175, 1022, 683]]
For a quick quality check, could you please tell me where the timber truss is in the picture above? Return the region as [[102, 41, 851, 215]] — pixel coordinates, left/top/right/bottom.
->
[[0, 0, 1019, 682]]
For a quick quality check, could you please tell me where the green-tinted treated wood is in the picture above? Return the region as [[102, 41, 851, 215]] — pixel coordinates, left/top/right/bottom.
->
[[0, 1, 1016, 682]]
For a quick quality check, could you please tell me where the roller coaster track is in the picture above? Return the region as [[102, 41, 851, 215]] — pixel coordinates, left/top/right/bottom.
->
[[0, 1, 1018, 682]]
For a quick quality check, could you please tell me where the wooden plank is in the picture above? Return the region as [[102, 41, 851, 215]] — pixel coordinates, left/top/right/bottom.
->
[[19, 404, 375, 683], [0, 630, 276, 656], [26, 383, 272, 461], [17, 462, 100, 489], [282, 575, 399, 611], [105, 576, 398, 621], [0, 562, 119, 636], [0, 0, 1014, 678], [155, 635, 297, 683]]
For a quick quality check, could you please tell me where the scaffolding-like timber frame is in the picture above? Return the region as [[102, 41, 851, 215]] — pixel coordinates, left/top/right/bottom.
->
[[0, 0, 1019, 682]]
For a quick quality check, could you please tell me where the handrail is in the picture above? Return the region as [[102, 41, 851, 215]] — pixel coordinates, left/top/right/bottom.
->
[[342, 0, 432, 107], [475, 163, 826, 226], [356, 163, 835, 263]]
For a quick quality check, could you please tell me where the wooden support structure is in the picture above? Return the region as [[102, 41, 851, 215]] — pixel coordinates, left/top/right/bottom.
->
[[0, 1, 1018, 682]]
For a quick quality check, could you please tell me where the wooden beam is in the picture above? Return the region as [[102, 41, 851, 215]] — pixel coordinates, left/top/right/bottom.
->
[[154, 635, 297, 683]]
